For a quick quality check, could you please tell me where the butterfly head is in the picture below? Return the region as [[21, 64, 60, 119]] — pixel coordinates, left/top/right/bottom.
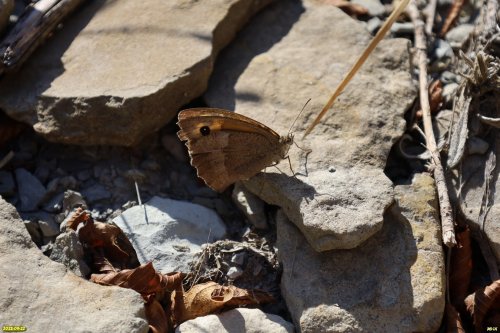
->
[[279, 134, 294, 158]]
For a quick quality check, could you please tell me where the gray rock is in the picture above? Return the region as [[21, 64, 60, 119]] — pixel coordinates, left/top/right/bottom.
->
[[446, 24, 474, 48], [62, 190, 87, 214], [206, 1, 415, 251], [232, 183, 268, 229], [176, 308, 294, 333], [23, 220, 42, 245], [366, 17, 382, 34], [390, 22, 414, 35], [226, 266, 243, 279], [42, 192, 64, 213], [15, 168, 47, 212], [81, 184, 111, 203], [49, 230, 91, 278], [231, 252, 246, 265], [0, 0, 14, 34], [277, 173, 444, 332], [434, 39, 454, 60], [454, 139, 500, 265], [113, 196, 226, 273], [21, 211, 59, 237], [34, 159, 56, 183], [442, 82, 459, 104], [0, 197, 149, 333], [0, 170, 15, 195], [46, 176, 78, 194], [76, 169, 92, 181], [441, 71, 459, 84], [351, 0, 385, 16], [0, 0, 275, 146]]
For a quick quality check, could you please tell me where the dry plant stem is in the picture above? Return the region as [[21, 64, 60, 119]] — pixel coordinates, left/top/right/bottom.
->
[[0, 0, 86, 75], [302, 0, 410, 137], [408, 0, 457, 247], [424, 0, 438, 35]]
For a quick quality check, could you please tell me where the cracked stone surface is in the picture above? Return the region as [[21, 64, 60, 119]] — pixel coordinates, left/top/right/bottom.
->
[[0, 0, 274, 145]]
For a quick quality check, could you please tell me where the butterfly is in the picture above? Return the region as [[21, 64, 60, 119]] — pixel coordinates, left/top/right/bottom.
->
[[177, 108, 293, 192]]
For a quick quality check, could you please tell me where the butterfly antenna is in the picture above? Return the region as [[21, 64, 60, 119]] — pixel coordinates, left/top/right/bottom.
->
[[288, 98, 311, 136]]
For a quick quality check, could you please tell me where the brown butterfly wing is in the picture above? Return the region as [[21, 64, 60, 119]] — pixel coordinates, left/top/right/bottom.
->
[[177, 108, 286, 192]]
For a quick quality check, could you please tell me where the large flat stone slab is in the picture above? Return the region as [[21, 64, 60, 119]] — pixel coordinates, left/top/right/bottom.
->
[[0, 197, 148, 333], [276, 174, 445, 332], [205, 0, 416, 251], [0, 0, 274, 145]]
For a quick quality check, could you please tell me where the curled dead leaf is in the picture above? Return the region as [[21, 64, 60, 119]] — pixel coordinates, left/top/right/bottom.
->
[[66, 208, 139, 269], [173, 281, 274, 325], [144, 294, 170, 333], [429, 80, 443, 114], [91, 262, 183, 295], [465, 279, 500, 333]]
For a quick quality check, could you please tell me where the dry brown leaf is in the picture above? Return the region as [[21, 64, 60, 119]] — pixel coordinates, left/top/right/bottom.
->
[[91, 262, 183, 295], [66, 207, 89, 231], [66, 208, 138, 269], [173, 282, 275, 325], [449, 228, 472, 311], [144, 294, 170, 333], [429, 79, 443, 114], [446, 303, 466, 333], [465, 279, 500, 332], [439, 0, 467, 37], [318, 0, 368, 17]]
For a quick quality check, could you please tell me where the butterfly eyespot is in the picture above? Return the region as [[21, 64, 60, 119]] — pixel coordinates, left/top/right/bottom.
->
[[200, 126, 210, 136]]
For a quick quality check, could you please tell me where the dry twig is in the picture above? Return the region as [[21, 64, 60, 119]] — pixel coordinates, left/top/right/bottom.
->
[[407, 0, 457, 248], [439, 0, 468, 37], [0, 0, 86, 75]]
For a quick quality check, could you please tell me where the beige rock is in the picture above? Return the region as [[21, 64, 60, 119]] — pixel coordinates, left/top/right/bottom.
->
[[175, 308, 295, 333], [277, 173, 444, 332], [0, 0, 274, 145], [0, 198, 148, 333], [205, 0, 416, 251]]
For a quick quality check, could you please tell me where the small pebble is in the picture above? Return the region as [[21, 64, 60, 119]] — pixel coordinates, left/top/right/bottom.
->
[[227, 266, 244, 280], [446, 24, 474, 49], [390, 22, 414, 35], [231, 252, 246, 266], [15, 168, 47, 212], [81, 183, 111, 203], [351, 0, 385, 16], [441, 71, 458, 84], [434, 39, 454, 60], [366, 17, 382, 35], [76, 169, 91, 181], [442, 83, 459, 104]]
